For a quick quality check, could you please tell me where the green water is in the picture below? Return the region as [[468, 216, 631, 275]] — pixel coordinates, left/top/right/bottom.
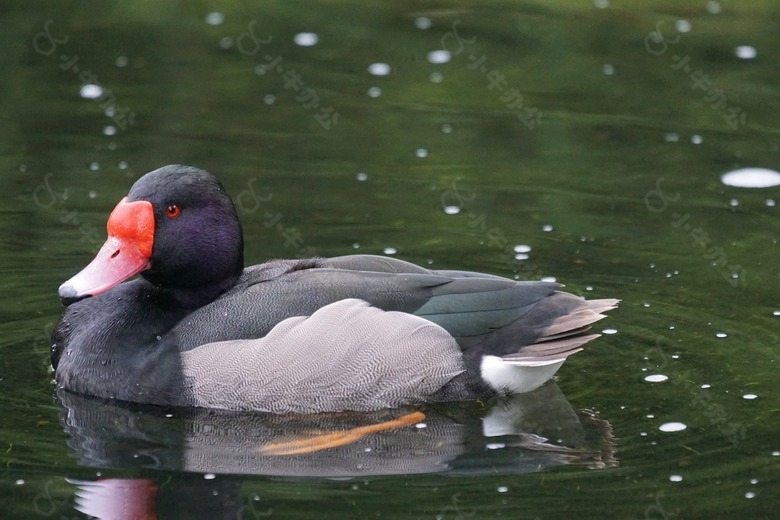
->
[[3, 1, 780, 518]]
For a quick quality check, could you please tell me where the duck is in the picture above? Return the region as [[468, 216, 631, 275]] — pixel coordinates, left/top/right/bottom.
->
[[52, 164, 618, 414]]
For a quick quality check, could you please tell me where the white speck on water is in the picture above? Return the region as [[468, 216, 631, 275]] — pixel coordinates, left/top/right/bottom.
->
[[773, 451, 780, 456], [707, 1, 721, 14], [263, 94, 275, 105], [89, 162, 100, 171], [542, 224, 553, 232], [671, 354, 680, 359], [294, 32, 318, 47], [497, 486, 509, 493], [118, 160, 129, 169], [80, 84, 103, 99], [441, 124, 453, 134], [644, 374, 669, 383], [427, 50, 451, 64], [643, 303, 651, 308], [750, 478, 758, 485], [165, 413, 173, 418], [205, 12, 224, 26], [429, 72, 444, 83], [415, 422, 427, 429], [773, 310, 780, 316], [743, 393, 758, 400], [701, 384, 711, 389], [585, 286, 594, 291], [659, 422, 687, 432], [15, 479, 24, 485], [514, 253, 529, 261], [735, 46, 757, 60], [602, 64, 615, 76], [664, 132, 680, 143], [514, 244, 531, 253], [745, 492, 756, 499], [722, 168, 780, 188], [716, 332, 728, 338], [367, 86, 382, 98], [691, 134, 703, 144], [486, 443, 505, 450], [356, 172, 368, 181], [444, 205, 460, 215], [88, 190, 97, 199], [669, 475, 683, 482], [541, 276, 556, 283], [415, 148, 429, 158], [368, 63, 391, 76], [415, 17, 432, 30], [640, 432, 647, 436], [676, 20, 691, 33], [352, 242, 360, 249], [103, 125, 116, 136], [594, 0, 608, 8], [115, 56, 128, 67], [203, 473, 216, 480], [219, 37, 232, 49], [766, 199, 776, 207], [646, 414, 655, 419], [602, 328, 618, 335], [729, 199, 739, 207], [383, 247, 397, 255]]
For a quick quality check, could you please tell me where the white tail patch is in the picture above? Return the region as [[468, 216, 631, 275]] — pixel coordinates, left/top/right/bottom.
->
[[480, 355, 565, 395]]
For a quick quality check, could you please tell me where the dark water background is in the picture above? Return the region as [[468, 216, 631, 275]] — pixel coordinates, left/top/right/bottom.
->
[[2, 1, 779, 518]]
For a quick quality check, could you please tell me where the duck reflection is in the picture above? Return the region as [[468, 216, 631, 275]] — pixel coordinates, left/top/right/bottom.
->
[[58, 380, 614, 477]]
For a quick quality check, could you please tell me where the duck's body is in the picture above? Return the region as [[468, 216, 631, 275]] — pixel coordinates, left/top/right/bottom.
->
[[52, 165, 617, 414]]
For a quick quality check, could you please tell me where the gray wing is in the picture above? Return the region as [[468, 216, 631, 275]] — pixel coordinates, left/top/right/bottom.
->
[[175, 299, 465, 413]]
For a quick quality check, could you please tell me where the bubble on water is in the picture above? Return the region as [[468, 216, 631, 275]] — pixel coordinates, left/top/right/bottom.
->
[[118, 161, 128, 170], [497, 486, 509, 493], [441, 124, 453, 134], [669, 475, 683, 482], [356, 172, 368, 182], [352, 243, 360, 249], [541, 276, 556, 283], [203, 473, 216, 480], [542, 224, 553, 232], [743, 393, 758, 400], [745, 492, 756, 499], [735, 46, 757, 60], [263, 94, 276, 105], [427, 50, 451, 64], [514, 244, 532, 254], [383, 247, 397, 255], [205, 12, 224, 26], [691, 134, 703, 144], [80, 84, 103, 99], [676, 20, 691, 33], [750, 478, 758, 485], [88, 190, 97, 199], [773, 310, 780, 316], [659, 422, 687, 432], [368, 63, 391, 76], [701, 384, 711, 389], [602, 328, 618, 335], [514, 253, 529, 260], [415, 17, 432, 30], [294, 32, 318, 47], [89, 162, 100, 171], [103, 126, 116, 136], [367, 87, 382, 98], [15, 479, 24, 485], [644, 374, 669, 383], [415, 148, 429, 158], [444, 205, 460, 215], [486, 443, 505, 450], [602, 64, 615, 76], [766, 199, 776, 207], [715, 332, 728, 338], [722, 168, 780, 188]]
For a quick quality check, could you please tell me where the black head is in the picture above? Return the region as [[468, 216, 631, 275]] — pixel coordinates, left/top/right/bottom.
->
[[58, 165, 244, 306]]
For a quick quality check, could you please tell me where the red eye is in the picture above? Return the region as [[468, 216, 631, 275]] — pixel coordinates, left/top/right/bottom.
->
[[165, 204, 180, 219]]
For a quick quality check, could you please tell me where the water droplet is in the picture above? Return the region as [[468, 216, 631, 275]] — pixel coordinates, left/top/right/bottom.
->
[[735, 46, 757, 60], [205, 12, 224, 26], [356, 172, 368, 181], [427, 50, 451, 64], [367, 86, 382, 98], [743, 393, 758, 400], [722, 168, 780, 188], [368, 63, 391, 76], [80, 84, 103, 99], [707, 1, 721, 14], [669, 475, 683, 482], [383, 247, 397, 255], [676, 20, 691, 33], [644, 374, 669, 383], [444, 205, 460, 215], [415, 17, 432, 30], [294, 32, 318, 47], [772, 451, 780, 456], [659, 422, 687, 432]]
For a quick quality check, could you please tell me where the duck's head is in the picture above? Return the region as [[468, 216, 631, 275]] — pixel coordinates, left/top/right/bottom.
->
[[58, 165, 244, 306]]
